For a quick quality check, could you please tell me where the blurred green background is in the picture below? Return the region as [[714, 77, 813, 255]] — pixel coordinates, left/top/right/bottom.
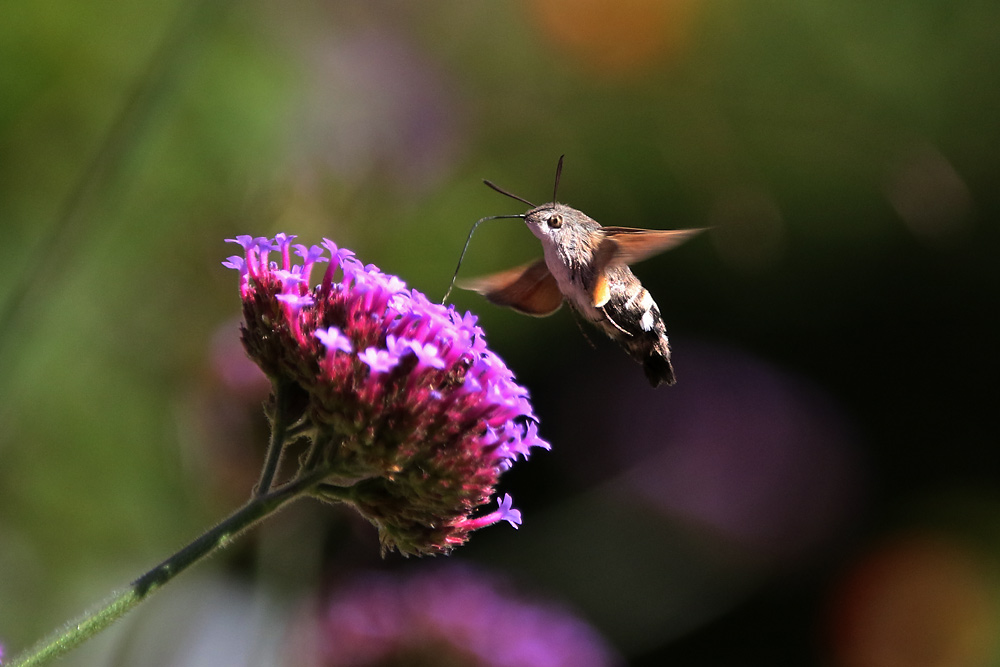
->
[[2, 0, 999, 665]]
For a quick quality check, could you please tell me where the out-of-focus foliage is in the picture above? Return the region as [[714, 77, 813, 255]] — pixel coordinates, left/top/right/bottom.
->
[[1, 0, 998, 665]]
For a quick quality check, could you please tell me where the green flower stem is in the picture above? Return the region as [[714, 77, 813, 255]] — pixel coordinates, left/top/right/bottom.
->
[[256, 378, 295, 496], [7, 471, 324, 667]]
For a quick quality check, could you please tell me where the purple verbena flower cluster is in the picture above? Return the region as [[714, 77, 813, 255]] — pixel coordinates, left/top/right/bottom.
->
[[223, 234, 548, 555]]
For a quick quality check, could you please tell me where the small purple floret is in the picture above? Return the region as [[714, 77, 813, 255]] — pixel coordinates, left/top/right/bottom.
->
[[357, 347, 400, 374], [274, 292, 315, 311], [221, 256, 245, 272], [495, 493, 522, 528], [316, 326, 353, 354], [408, 341, 447, 370]]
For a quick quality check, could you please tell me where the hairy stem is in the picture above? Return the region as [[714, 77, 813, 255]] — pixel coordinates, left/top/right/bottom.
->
[[7, 472, 322, 667]]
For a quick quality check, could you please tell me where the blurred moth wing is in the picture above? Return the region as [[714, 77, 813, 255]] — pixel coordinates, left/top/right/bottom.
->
[[595, 227, 706, 269], [590, 227, 705, 307], [457, 258, 563, 316]]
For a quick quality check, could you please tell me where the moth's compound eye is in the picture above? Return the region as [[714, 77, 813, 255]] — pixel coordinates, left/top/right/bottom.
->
[[547, 214, 563, 229]]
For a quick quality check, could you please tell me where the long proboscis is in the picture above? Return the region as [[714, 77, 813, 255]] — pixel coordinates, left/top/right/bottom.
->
[[441, 213, 525, 304]]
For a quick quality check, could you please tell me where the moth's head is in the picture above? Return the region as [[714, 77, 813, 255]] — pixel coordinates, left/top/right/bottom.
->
[[524, 203, 597, 245]]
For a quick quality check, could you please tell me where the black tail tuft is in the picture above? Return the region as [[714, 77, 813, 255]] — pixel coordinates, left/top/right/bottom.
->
[[643, 351, 675, 387]]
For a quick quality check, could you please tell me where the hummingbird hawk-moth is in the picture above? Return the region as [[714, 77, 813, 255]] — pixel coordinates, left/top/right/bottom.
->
[[443, 157, 703, 387]]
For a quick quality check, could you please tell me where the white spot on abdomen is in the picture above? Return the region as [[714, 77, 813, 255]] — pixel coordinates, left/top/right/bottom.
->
[[640, 309, 655, 331]]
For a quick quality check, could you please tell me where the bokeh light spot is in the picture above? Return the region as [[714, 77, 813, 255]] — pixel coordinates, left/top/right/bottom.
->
[[829, 535, 999, 667], [524, 0, 703, 76]]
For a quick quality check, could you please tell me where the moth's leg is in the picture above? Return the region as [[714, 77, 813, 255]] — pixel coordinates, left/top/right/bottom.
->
[[600, 305, 632, 336]]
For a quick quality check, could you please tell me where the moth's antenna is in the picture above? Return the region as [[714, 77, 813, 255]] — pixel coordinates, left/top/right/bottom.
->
[[552, 154, 565, 204], [483, 179, 536, 208], [441, 213, 525, 304]]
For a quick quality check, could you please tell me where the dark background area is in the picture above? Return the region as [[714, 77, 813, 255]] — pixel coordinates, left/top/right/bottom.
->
[[1, 1, 998, 665]]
